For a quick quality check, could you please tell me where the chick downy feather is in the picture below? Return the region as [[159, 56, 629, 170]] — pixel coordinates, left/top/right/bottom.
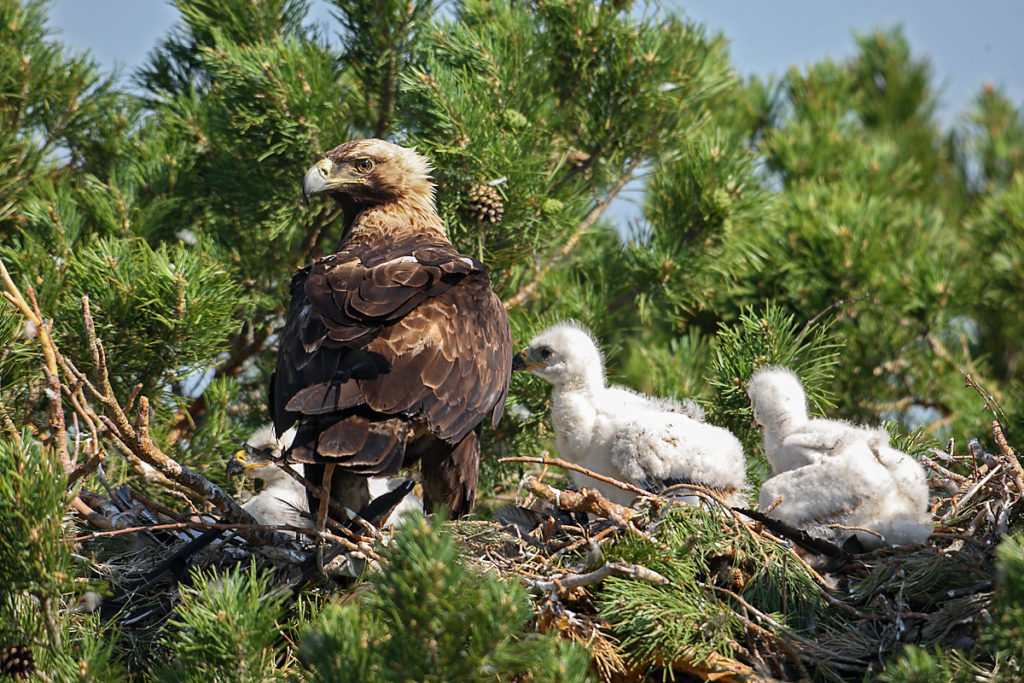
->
[[237, 425, 310, 529], [239, 426, 422, 528], [519, 322, 747, 506], [747, 366, 931, 548]]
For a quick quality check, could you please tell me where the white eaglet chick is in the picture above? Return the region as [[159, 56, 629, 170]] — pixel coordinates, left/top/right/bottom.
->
[[515, 322, 748, 507], [228, 426, 423, 528], [228, 425, 311, 529], [746, 366, 931, 548]]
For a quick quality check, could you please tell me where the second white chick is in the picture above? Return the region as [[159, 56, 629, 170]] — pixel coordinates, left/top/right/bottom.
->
[[231, 426, 422, 529], [747, 366, 931, 548], [228, 425, 310, 529], [515, 322, 747, 507]]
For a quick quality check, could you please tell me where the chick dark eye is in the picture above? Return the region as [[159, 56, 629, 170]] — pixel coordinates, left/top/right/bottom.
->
[[539, 347, 552, 360], [355, 158, 374, 173]]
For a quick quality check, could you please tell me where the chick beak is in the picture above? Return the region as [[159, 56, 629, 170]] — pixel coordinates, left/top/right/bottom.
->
[[512, 349, 547, 373], [226, 451, 247, 479]]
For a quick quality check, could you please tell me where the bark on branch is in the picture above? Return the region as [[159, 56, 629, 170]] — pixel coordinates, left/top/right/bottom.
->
[[0, 259, 294, 549]]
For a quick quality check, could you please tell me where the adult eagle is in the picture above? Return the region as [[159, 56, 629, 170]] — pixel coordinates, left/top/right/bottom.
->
[[271, 139, 512, 520]]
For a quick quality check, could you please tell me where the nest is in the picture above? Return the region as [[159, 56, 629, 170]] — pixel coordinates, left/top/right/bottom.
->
[[456, 439, 1014, 682], [61, 419, 1019, 683]]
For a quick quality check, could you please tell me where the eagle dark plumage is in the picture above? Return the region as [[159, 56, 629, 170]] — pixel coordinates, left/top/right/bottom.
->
[[272, 139, 512, 519]]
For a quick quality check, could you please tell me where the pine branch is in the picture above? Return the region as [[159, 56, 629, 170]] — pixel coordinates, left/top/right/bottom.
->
[[373, 1, 418, 137], [0, 392, 18, 440], [504, 154, 644, 309]]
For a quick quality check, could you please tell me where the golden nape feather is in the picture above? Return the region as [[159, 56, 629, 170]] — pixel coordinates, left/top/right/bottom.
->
[[274, 139, 512, 521]]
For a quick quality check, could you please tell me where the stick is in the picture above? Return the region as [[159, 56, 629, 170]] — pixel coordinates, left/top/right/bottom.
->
[[72, 298, 287, 544], [499, 455, 656, 500], [523, 477, 640, 521], [992, 421, 1024, 500], [68, 520, 320, 543], [528, 561, 669, 595]]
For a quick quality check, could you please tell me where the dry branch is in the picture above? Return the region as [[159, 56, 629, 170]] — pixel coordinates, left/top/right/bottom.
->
[[0, 263, 294, 549], [500, 455, 656, 501], [1, 260, 72, 473], [655, 650, 788, 683], [523, 478, 639, 521], [68, 520, 318, 543], [528, 561, 669, 596]]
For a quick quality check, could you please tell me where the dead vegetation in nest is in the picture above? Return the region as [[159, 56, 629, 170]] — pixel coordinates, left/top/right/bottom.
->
[[457, 437, 1016, 682]]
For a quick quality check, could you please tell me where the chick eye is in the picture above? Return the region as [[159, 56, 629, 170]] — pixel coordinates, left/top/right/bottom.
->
[[355, 158, 374, 173], [539, 347, 552, 360]]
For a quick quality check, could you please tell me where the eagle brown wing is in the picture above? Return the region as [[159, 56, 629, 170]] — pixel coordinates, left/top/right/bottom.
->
[[271, 239, 511, 478]]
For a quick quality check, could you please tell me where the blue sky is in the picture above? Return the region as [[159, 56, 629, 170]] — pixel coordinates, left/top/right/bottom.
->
[[47, 0, 1024, 231], [49, 0, 1024, 126]]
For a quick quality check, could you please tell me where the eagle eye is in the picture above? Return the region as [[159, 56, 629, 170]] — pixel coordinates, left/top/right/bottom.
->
[[354, 158, 375, 174], [538, 347, 552, 360]]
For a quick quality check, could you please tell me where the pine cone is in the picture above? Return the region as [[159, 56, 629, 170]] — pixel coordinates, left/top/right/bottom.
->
[[465, 183, 504, 224], [0, 644, 34, 679]]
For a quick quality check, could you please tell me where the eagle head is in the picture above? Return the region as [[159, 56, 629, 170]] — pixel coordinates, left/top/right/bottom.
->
[[303, 139, 435, 207]]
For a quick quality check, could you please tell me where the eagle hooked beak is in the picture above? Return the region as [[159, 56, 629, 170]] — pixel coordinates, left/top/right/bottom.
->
[[303, 157, 373, 200], [303, 159, 333, 201]]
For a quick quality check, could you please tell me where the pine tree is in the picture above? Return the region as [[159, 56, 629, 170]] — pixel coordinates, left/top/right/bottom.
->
[[3, 0, 1024, 679]]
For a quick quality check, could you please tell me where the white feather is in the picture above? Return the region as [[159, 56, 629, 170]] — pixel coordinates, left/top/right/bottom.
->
[[241, 426, 422, 528], [239, 426, 309, 529], [522, 322, 747, 507], [747, 366, 931, 548]]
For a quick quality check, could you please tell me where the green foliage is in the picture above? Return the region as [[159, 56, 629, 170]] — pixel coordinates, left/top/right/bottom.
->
[[706, 302, 841, 469], [155, 560, 290, 682], [300, 514, 591, 682], [0, 0, 127, 231], [332, 0, 438, 136], [984, 534, 1024, 674], [0, 431, 81, 651], [45, 615, 125, 683], [955, 86, 1024, 196], [962, 173, 1024, 380], [634, 127, 769, 323], [399, 0, 734, 286], [874, 645, 975, 683], [598, 503, 827, 671], [3, 0, 1024, 679], [2, 224, 243, 402]]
